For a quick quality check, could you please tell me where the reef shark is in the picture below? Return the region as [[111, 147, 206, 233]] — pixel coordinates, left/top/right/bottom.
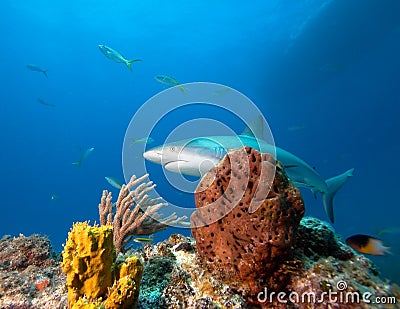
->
[[143, 125, 354, 223]]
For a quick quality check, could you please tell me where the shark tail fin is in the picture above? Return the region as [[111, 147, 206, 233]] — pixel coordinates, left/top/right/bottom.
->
[[322, 168, 354, 223], [125, 59, 141, 71], [43, 70, 48, 78]]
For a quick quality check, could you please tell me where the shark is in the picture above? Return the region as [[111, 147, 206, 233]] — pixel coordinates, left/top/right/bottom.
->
[[143, 125, 354, 223]]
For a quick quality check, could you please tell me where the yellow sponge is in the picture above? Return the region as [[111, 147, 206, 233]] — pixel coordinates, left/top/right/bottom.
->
[[106, 256, 143, 308], [61, 222, 114, 307]]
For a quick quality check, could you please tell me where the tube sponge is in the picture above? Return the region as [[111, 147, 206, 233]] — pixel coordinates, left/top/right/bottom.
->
[[61, 222, 114, 307], [105, 256, 143, 309]]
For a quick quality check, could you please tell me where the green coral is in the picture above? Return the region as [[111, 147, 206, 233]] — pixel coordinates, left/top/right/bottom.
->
[[139, 257, 175, 308]]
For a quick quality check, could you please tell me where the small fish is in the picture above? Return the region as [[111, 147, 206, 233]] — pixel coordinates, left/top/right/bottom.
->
[[130, 137, 154, 146], [37, 98, 56, 107], [26, 64, 48, 77], [288, 125, 306, 131], [50, 194, 58, 201], [72, 147, 94, 168], [377, 227, 400, 236], [346, 234, 390, 256], [155, 75, 185, 93], [105, 177, 123, 189], [211, 86, 231, 98], [98, 45, 141, 71], [133, 237, 154, 244], [319, 63, 347, 73]]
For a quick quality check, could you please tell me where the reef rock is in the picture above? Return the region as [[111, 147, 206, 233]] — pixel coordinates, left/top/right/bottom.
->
[[0, 234, 68, 308], [191, 146, 305, 296], [0, 230, 399, 308]]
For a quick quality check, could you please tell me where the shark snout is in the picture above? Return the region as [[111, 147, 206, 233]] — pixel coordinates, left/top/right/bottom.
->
[[143, 149, 162, 163]]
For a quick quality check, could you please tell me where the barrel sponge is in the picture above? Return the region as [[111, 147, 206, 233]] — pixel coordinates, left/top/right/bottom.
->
[[191, 147, 305, 295], [61, 222, 114, 307]]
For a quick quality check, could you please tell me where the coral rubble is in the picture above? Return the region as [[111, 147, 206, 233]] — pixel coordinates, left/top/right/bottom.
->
[[191, 147, 305, 296]]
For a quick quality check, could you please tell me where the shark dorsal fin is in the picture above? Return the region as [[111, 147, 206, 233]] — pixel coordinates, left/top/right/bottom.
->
[[241, 115, 265, 138]]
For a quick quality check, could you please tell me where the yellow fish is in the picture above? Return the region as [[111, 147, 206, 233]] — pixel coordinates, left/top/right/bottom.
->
[[130, 137, 154, 146], [155, 75, 185, 93], [72, 147, 94, 168], [133, 237, 154, 244], [105, 177, 123, 189], [26, 64, 47, 77], [98, 45, 141, 71], [377, 227, 400, 236]]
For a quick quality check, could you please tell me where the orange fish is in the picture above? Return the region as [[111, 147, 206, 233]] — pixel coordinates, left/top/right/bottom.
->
[[346, 234, 390, 256]]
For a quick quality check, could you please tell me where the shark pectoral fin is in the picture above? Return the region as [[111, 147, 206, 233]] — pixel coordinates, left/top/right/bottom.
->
[[283, 164, 298, 169], [322, 168, 355, 223], [322, 193, 335, 223]]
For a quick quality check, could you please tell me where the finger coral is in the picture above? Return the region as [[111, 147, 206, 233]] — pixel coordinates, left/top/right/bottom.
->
[[191, 147, 305, 296]]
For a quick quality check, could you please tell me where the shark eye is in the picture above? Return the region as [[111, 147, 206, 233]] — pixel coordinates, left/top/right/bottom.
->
[[170, 146, 176, 152]]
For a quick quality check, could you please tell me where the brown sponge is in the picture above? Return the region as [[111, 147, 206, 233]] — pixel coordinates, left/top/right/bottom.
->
[[191, 147, 305, 296]]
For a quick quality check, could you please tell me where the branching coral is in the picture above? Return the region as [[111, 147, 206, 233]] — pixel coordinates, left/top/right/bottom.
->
[[99, 174, 187, 254]]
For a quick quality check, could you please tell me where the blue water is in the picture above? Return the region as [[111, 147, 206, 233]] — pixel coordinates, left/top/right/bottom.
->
[[1, 0, 399, 284]]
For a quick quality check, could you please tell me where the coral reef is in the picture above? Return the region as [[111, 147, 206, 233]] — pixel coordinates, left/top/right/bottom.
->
[[1, 169, 399, 308], [0, 234, 68, 308], [137, 230, 400, 308], [138, 234, 248, 309], [98, 174, 187, 254], [0, 228, 399, 308], [294, 217, 354, 261], [191, 147, 305, 296]]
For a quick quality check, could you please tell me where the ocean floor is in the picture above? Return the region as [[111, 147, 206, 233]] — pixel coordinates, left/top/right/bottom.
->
[[0, 217, 399, 309]]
